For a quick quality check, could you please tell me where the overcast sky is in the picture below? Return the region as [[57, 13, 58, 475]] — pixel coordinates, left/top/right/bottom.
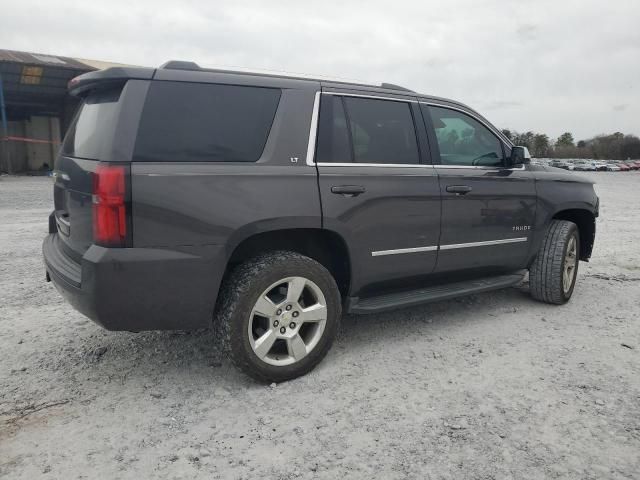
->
[[3, 0, 638, 140]]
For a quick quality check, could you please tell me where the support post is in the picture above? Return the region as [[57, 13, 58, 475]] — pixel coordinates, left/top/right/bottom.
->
[[0, 73, 11, 174]]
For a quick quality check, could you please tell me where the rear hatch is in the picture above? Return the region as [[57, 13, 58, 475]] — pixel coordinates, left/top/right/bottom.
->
[[54, 87, 123, 261], [53, 69, 152, 262]]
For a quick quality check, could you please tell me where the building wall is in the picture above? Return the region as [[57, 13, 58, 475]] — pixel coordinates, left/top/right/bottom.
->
[[1, 116, 60, 172], [3, 121, 27, 172], [25, 116, 60, 170]]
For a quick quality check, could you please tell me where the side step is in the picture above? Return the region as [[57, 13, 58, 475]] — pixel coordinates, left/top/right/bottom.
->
[[347, 272, 526, 314]]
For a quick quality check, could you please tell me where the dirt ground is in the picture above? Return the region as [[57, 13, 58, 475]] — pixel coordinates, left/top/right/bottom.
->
[[1, 172, 639, 479]]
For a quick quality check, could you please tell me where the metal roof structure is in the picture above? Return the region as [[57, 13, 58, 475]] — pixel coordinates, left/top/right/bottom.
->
[[0, 49, 135, 120], [0, 49, 135, 173]]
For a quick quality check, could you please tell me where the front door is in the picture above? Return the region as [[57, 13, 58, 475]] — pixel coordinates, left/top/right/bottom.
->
[[314, 91, 441, 295], [421, 103, 536, 273]]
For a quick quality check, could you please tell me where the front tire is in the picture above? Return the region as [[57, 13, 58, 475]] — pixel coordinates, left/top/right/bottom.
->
[[529, 220, 580, 304], [216, 251, 341, 382]]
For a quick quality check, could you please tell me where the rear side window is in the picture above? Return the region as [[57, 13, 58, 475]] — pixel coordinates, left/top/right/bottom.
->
[[315, 95, 420, 165], [61, 87, 122, 160], [344, 97, 419, 165], [133, 82, 281, 162]]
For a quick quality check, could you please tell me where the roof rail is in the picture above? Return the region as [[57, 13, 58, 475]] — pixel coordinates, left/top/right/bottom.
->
[[380, 82, 414, 93], [159, 60, 201, 71], [157, 61, 415, 93]]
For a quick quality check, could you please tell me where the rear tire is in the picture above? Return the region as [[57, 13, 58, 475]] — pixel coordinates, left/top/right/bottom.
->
[[529, 220, 580, 304], [215, 251, 341, 383]]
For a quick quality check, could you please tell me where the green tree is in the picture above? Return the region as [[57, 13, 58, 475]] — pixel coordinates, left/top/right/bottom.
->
[[502, 128, 639, 160], [555, 132, 575, 148], [532, 134, 550, 158], [512, 131, 535, 150]]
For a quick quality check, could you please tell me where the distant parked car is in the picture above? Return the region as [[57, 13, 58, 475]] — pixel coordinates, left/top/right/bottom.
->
[[574, 161, 596, 171], [606, 163, 621, 171], [617, 162, 631, 172], [593, 161, 608, 171], [625, 161, 640, 170], [550, 160, 574, 170]]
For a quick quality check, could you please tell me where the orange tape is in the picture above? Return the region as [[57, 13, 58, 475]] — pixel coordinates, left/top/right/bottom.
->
[[1, 136, 61, 145]]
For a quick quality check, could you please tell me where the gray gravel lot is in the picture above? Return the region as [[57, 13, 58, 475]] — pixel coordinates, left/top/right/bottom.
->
[[1, 172, 639, 479]]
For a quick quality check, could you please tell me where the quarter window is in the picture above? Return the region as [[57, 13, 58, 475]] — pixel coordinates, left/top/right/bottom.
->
[[134, 82, 281, 162], [425, 106, 504, 167], [315, 95, 420, 165]]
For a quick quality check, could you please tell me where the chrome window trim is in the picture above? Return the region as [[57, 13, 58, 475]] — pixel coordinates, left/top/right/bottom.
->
[[371, 245, 438, 257], [307, 92, 522, 169], [317, 162, 434, 168], [372, 237, 528, 257], [305, 91, 321, 166], [309, 90, 423, 167], [432, 164, 525, 171], [438, 237, 528, 251]]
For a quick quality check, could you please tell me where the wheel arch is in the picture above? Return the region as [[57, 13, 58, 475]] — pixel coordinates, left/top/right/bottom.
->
[[551, 208, 596, 260], [223, 228, 352, 298]]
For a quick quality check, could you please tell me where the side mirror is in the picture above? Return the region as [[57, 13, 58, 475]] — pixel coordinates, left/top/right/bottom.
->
[[510, 146, 531, 166]]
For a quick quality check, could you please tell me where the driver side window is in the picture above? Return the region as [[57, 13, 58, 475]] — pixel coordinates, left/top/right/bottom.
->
[[425, 105, 504, 167]]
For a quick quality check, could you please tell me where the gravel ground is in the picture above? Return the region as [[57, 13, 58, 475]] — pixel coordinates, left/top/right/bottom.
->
[[1, 172, 639, 479]]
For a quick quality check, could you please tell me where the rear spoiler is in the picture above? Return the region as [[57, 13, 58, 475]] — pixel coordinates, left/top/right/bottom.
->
[[68, 67, 155, 96]]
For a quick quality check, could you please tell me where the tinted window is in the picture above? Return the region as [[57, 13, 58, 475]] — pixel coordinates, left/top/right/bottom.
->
[[61, 87, 122, 160], [134, 82, 281, 162], [343, 97, 419, 165], [426, 105, 503, 166], [316, 95, 351, 163]]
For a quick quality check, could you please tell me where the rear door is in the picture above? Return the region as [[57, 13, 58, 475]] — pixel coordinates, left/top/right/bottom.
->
[[421, 103, 536, 273], [314, 90, 441, 295]]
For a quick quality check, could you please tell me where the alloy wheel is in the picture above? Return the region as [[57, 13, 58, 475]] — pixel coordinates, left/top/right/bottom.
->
[[248, 276, 328, 366], [563, 236, 578, 294]]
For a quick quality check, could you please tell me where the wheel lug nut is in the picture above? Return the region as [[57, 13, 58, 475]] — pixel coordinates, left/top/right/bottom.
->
[[292, 311, 299, 318], [280, 327, 286, 334], [289, 322, 296, 329], [273, 320, 279, 327], [285, 305, 292, 311], [276, 309, 282, 315]]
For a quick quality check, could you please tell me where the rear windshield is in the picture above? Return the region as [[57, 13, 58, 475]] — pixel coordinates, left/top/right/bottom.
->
[[133, 81, 281, 163], [61, 87, 122, 160]]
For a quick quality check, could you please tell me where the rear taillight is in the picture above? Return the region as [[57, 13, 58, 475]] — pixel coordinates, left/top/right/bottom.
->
[[92, 164, 128, 247]]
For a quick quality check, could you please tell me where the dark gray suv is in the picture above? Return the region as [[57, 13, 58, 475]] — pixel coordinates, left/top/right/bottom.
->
[[43, 61, 599, 381]]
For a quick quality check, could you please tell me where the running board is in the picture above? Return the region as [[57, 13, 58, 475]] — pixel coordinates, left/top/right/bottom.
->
[[347, 272, 526, 314]]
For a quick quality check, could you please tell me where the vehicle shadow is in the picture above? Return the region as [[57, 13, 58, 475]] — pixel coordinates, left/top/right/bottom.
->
[[42, 285, 536, 390], [336, 285, 533, 350]]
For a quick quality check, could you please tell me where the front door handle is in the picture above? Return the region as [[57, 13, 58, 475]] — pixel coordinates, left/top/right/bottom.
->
[[446, 185, 473, 195], [331, 185, 366, 197]]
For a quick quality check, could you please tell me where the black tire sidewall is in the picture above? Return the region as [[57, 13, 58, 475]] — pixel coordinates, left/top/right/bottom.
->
[[226, 253, 341, 382]]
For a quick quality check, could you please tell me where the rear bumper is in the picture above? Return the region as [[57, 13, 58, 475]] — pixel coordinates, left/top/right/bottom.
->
[[43, 234, 226, 331]]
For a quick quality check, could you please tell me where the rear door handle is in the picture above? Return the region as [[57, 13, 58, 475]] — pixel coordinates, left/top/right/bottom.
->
[[446, 185, 472, 195], [331, 185, 366, 196]]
